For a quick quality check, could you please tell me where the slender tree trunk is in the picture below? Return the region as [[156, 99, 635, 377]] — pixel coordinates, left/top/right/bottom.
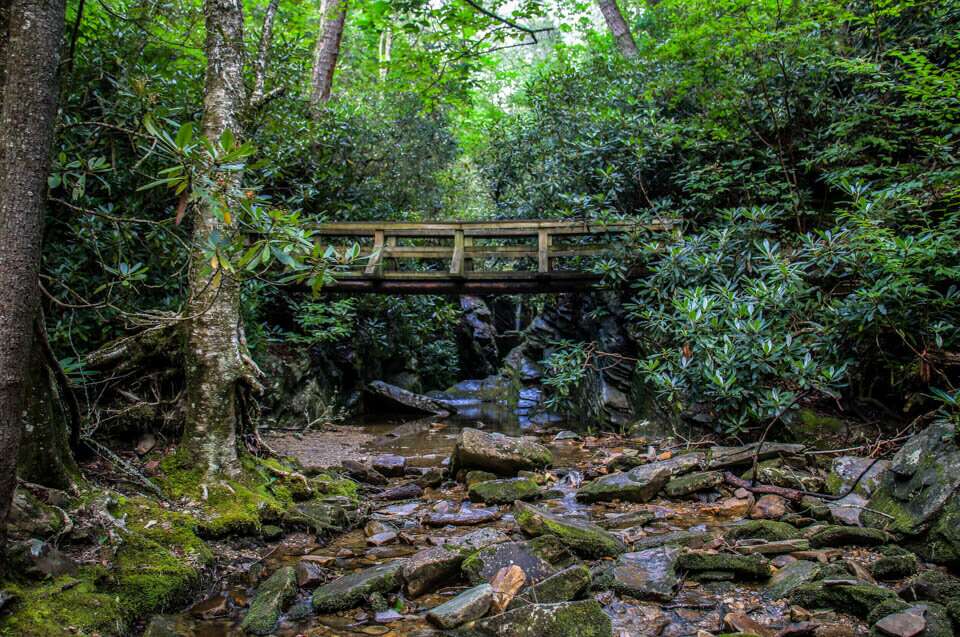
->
[[309, 0, 347, 110], [182, 0, 248, 478], [250, 0, 279, 105], [0, 0, 66, 560], [597, 0, 638, 58], [378, 28, 392, 82]]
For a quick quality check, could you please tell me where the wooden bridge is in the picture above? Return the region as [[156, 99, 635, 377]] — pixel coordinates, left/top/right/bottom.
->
[[314, 219, 672, 294]]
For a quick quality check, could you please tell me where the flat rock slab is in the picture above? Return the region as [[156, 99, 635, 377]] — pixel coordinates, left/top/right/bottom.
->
[[311, 561, 405, 612], [375, 483, 424, 501], [677, 551, 772, 579], [874, 609, 926, 637], [461, 537, 570, 585], [402, 546, 464, 597], [514, 501, 626, 558], [766, 559, 820, 599], [424, 507, 500, 527], [372, 454, 407, 477], [507, 564, 591, 610], [664, 470, 723, 497], [240, 566, 298, 635], [468, 599, 613, 637], [451, 427, 553, 476], [704, 442, 805, 470], [469, 478, 541, 505], [609, 547, 680, 601], [436, 528, 511, 551], [808, 525, 892, 548], [426, 583, 493, 629]]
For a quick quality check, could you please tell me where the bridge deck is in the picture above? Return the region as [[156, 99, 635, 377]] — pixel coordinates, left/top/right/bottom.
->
[[314, 219, 673, 294]]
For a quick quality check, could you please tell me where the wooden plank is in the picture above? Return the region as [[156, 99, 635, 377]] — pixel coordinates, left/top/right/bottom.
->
[[538, 230, 550, 273], [364, 229, 385, 276], [314, 219, 675, 237], [450, 229, 465, 277]]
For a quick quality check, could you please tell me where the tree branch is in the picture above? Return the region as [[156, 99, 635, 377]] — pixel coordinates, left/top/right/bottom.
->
[[250, 0, 280, 105], [458, 0, 553, 42]]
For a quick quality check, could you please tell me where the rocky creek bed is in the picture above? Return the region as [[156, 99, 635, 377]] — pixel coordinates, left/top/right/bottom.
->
[[123, 416, 960, 637]]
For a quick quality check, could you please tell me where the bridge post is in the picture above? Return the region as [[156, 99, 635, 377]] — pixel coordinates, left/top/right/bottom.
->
[[450, 229, 465, 277], [537, 229, 550, 274], [364, 229, 384, 278]]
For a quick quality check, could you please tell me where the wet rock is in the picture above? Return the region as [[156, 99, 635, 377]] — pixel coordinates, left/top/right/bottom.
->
[[898, 569, 960, 607], [240, 566, 297, 635], [863, 421, 960, 565], [872, 608, 926, 637], [461, 536, 570, 585], [597, 510, 657, 529], [286, 600, 313, 621], [808, 525, 892, 548], [554, 431, 581, 441], [789, 581, 899, 619], [827, 492, 870, 526], [402, 546, 464, 597], [827, 456, 889, 497], [424, 506, 500, 527], [451, 428, 553, 476], [723, 611, 776, 637], [296, 558, 327, 588], [367, 531, 398, 546], [606, 546, 680, 601], [632, 529, 714, 550], [664, 471, 723, 497], [703, 442, 805, 469], [469, 478, 540, 505], [870, 546, 920, 580], [438, 527, 511, 551], [284, 500, 352, 535], [365, 520, 397, 536], [367, 380, 453, 415], [800, 495, 833, 521], [514, 501, 626, 558], [416, 467, 445, 489], [727, 520, 802, 542], [581, 454, 705, 504], [191, 594, 230, 619], [767, 559, 821, 598], [491, 565, 527, 613], [742, 459, 825, 492], [375, 482, 424, 501], [508, 564, 591, 609], [311, 561, 405, 612], [342, 459, 388, 486], [735, 539, 810, 556], [372, 454, 407, 477], [426, 583, 493, 629], [143, 615, 182, 637], [751, 494, 788, 519], [261, 524, 283, 541], [677, 551, 772, 579], [469, 599, 612, 637], [466, 470, 499, 486]]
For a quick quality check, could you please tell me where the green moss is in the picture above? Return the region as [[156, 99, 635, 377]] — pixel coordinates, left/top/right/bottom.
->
[[0, 572, 125, 637], [677, 552, 771, 579], [514, 502, 625, 558], [790, 582, 899, 619], [725, 520, 801, 542]]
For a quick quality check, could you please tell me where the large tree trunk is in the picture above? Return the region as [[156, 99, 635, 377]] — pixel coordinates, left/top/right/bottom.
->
[[0, 0, 66, 560], [309, 0, 347, 110], [182, 0, 248, 478], [597, 0, 638, 58]]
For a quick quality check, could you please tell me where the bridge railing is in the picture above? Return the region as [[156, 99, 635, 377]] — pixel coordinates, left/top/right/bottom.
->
[[313, 219, 673, 281]]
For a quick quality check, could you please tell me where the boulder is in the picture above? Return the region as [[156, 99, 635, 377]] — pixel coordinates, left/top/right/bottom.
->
[[827, 456, 890, 497], [438, 527, 511, 552], [311, 561, 404, 612], [296, 558, 326, 588], [374, 483, 423, 501], [366, 380, 453, 415], [767, 560, 821, 599], [677, 551, 772, 579], [240, 566, 298, 635], [750, 494, 788, 519], [808, 525, 893, 548], [863, 421, 960, 565], [870, 546, 920, 581], [513, 502, 626, 558], [466, 470, 499, 486], [468, 599, 612, 637], [632, 529, 714, 550], [424, 506, 500, 527], [872, 603, 953, 637], [461, 537, 571, 585], [789, 581, 899, 619], [426, 583, 493, 629], [507, 564, 591, 609], [469, 478, 541, 505], [664, 471, 723, 497], [607, 547, 680, 601], [577, 453, 703, 503], [402, 546, 464, 597], [451, 428, 553, 476]]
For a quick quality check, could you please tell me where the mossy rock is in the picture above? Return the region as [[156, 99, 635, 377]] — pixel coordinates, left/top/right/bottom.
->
[[789, 582, 899, 619], [677, 552, 771, 579], [311, 561, 404, 612], [808, 525, 893, 548], [664, 471, 723, 497], [469, 599, 612, 637], [864, 597, 912, 625], [507, 564, 592, 609], [240, 566, 298, 635], [466, 470, 499, 486], [869, 602, 954, 637], [461, 536, 573, 585], [468, 478, 540, 505], [725, 520, 801, 543], [766, 559, 820, 599], [513, 501, 626, 558], [870, 546, 920, 580]]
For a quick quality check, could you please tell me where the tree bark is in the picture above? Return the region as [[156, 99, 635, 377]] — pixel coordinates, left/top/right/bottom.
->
[[182, 0, 248, 478], [597, 0, 638, 58], [250, 0, 280, 105], [0, 0, 65, 560], [309, 0, 347, 110], [378, 28, 392, 82]]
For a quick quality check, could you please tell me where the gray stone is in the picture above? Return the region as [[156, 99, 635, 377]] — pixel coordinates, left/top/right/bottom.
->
[[296, 558, 326, 588], [873, 608, 926, 637], [311, 561, 405, 612], [240, 566, 298, 635], [632, 529, 714, 550], [767, 559, 820, 599], [514, 501, 626, 558], [402, 546, 464, 597], [439, 528, 511, 552], [664, 471, 723, 497], [704, 442, 805, 469], [469, 600, 613, 637], [609, 547, 680, 601], [828, 456, 890, 497], [507, 564, 591, 609], [808, 525, 892, 548], [372, 454, 407, 477], [469, 478, 541, 505], [577, 453, 703, 503], [461, 537, 570, 585], [426, 584, 493, 629], [451, 428, 553, 476]]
